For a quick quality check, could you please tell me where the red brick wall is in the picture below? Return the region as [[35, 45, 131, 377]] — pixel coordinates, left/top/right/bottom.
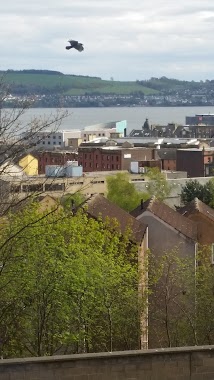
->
[[78, 148, 122, 172], [38, 152, 77, 174]]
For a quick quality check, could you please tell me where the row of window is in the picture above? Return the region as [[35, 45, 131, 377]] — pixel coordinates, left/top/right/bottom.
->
[[82, 154, 119, 161], [80, 163, 120, 169], [37, 135, 62, 139], [37, 141, 62, 145]]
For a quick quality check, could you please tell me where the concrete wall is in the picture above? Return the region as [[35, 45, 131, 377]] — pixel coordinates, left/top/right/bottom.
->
[[0, 346, 214, 380]]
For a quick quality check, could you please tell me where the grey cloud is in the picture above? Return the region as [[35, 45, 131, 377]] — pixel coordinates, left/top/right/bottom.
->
[[1, 0, 214, 81]]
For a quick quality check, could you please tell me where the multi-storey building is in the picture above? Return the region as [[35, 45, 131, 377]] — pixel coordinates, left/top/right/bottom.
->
[[21, 130, 82, 149], [36, 150, 78, 174], [78, 144, 156, 172]]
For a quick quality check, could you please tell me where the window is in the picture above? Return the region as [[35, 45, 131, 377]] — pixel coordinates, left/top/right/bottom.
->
[[59, 142, 61, 145], [58, 136, 61, 139], [48, 142, 50, 145], [211, 244, 214, 264], [53, 136, 56, 139]]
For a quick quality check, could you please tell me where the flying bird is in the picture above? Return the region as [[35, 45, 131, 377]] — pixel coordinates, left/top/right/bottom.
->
[[66, 40, 84, 52]]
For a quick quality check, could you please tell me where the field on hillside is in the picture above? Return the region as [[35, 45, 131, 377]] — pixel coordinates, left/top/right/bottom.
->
[[2, 71, 159, 96]]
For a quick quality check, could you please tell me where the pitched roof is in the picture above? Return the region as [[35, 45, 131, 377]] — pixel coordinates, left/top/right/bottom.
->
[[177, 198, 214, 223], [130, 197, 197, 241], [83, 194, 147, 244]]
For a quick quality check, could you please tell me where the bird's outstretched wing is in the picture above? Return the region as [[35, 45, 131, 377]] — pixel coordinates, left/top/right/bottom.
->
[[68, 39, 78, 47]]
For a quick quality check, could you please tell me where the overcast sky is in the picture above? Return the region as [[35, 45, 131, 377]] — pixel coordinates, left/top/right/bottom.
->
[[1, 0, 214, 81]]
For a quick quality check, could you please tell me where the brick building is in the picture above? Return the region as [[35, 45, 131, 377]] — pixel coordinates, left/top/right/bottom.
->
[[78, 144, 156, 172], [36, 150, 78, 174], [176, 148, 214, 177]]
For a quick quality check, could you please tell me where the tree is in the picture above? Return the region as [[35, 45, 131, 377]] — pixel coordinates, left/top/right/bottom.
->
[[0, 77, 68, 215], [203, 178, 214, 208], [0, 201, 141, 358], [181, 179, 204, 205], [144, 167, 174, 201], [181, 179, 214, 208], [148, 246, 214, 348], [106, 172, 149, 212]]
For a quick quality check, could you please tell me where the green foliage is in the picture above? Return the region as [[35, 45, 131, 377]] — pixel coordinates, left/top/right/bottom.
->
[[149, 246, 214, 348], [144, 167, 174, 201], [106, 172, 149, 212], [203, 179, 214, 208], [60, 192, 86, 211], [181, 179, 214, 208], [0, 202, 140, 357]]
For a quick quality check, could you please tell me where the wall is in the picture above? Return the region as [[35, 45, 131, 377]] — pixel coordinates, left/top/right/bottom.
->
[[188, 214, 214, 245], [0, 346, 214, 380], [134, 176, 214, 208], [135, 211, 196, 348], [176, 150, 204, 177]]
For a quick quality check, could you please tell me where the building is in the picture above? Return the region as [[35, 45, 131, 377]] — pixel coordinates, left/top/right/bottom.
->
[[156, 149, 177, 171], [177, 198, 214, 246], [176, 148, 214, 177], [36, 150, 78, 174], [186, 114, 214, 125], [19, 154, 38, 176], [21, 130, 82, 149], [78, 144, 156, 172], [130, 197, 198, 348], [0, 170, 144, 200], [21, 121, 126, 149], [81, 120, 126, 142]]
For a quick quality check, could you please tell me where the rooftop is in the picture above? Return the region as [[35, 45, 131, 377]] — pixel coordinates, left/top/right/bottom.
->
[[130, 197, 197, 241], [84, 194, 147, 244], [177, 198, 214, 222]]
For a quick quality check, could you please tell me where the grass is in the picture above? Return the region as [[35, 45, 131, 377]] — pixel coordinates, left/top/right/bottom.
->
[[2, 71, 159, 96]]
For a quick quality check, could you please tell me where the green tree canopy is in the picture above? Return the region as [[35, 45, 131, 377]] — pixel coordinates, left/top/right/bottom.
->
[[145, 167, 174, 201], [181, 179, 214, 208], [106, 172, 149, 212], [0, 201, 140, 358]]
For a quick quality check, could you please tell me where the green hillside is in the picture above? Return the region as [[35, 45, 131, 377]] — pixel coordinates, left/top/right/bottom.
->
[[1, 70, 159, 96]]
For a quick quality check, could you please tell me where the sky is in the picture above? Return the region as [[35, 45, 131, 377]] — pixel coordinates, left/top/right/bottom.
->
[[1, 0, 214, 82]]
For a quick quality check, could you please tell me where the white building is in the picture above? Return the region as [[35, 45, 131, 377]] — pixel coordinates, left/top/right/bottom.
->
[[21, 120, 127, 148]]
